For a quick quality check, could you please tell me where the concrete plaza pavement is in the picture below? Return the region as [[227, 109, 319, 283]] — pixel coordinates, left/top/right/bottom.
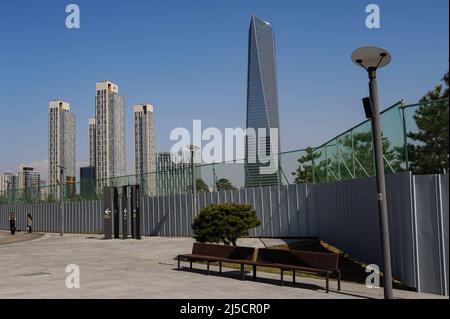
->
[[0, 231, 445, 299], [0, 231, 43, 246]]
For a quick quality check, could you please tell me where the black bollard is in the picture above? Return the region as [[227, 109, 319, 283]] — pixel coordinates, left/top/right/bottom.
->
[[103, 187, 113, 239], [131, 185, 141, 240], [122, 186, 128, 239], [113, 187, 120, 239]]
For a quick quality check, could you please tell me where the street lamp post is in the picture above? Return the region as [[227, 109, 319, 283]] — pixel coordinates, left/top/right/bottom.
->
[[187, 145, 199, 216], [58, 165, 65, 236], [351, 47, 394, 299]]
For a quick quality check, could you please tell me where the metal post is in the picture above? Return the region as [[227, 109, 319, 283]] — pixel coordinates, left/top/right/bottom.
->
[[400, 103, 409, 171], [312, 155, 316, 184], [337, 142, 341, 179], [212, 162, 217, 192], [191, 149, 197, 216], [59, 167, 64, 236], [368, 67, 394, 299], [351, 130, 356, 178], [325, 146, 329, 182]]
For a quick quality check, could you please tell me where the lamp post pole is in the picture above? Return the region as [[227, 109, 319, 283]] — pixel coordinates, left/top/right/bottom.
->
[[352, 47, 394, 299], [190, 148, 197, 216], [188, 145, 199, 216], [59, 166, 65, 236], [368, 67, 393, 299]]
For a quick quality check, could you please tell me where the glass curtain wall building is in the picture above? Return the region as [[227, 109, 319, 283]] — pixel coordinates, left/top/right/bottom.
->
[[156, 152, 196, 196], [245, 16, 281, 188], [80, 166, 96, 198]]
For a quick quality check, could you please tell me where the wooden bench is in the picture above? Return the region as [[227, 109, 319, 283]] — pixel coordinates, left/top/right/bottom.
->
[[178, 244, 341, 293], [177, 243, 255, 275], [249, 248, 341, 293]]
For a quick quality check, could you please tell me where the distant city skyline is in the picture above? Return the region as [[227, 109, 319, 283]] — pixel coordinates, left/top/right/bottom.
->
[[0, 1, 448, 181]]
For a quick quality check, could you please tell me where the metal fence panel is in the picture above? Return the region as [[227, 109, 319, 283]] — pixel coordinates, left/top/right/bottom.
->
[[313, 173, 418, 289], [385, 172, 417, 289], [315, 176, 383, 272], [414, 174, 447, 295], [441, 174, 449, 296]]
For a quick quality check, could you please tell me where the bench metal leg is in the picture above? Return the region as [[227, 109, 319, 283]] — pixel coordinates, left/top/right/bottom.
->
[[326, 272, 330, 293], [219, 261, 222, 274], [190, 260, 192, 270], [337, 270, 341, 291], [177, 255, 181, 270], [207, 261, 210, 275], [240, 264, 245, 281], [293, 270, 296, 285], [252, 265, 257, 279], [280, 270, 284, 287]]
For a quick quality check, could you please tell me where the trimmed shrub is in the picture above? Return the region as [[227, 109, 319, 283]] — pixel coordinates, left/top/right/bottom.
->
[[192, 203, 260, 246]]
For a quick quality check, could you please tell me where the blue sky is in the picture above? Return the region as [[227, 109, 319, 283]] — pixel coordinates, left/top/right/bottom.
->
[[0, 0, 448, 180]]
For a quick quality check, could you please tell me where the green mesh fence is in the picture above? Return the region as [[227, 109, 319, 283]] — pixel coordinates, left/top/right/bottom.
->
[[0, 99, 447, 204]]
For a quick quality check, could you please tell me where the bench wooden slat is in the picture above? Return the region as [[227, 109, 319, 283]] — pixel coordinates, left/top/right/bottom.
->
[[256, 248, 339, 272], [191, 243, 255, 261]]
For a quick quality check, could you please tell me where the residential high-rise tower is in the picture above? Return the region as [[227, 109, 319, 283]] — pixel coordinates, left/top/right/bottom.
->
[[48, 100, 76, 187], [88, 117, 96, 168], [18, 166, 40, 194], [95, 81, 126, 188], [0, 173, 16, 193], [134, 104, 156, 196]]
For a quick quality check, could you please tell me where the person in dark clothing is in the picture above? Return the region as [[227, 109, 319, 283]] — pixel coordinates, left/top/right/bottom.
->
[[27, 214, 33, 233], [9, 212, 16, 235]]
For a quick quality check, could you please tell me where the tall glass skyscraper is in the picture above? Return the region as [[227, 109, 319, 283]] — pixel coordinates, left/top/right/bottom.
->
[[245, 16, 281, 188]]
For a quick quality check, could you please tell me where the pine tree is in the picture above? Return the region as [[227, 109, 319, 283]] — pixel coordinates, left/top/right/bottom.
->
[[196, 178, 210, 193], [215, 178, 236, 191], [408, 71, 449, 174], [292, 147, 320, 183]]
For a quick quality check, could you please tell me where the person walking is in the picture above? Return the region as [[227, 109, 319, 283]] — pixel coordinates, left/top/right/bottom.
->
[[27, 214, 33, 233], [9, 212, 16, 235]]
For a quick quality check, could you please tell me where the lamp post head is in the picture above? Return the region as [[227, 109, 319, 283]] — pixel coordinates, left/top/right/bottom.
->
[[186, 144, 200, 164], [187, 145, 199, 152], [351, 47, 391, 71]]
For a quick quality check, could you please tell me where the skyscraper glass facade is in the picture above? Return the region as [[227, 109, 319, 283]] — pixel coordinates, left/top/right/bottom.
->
[[245, 16, 281, 187]]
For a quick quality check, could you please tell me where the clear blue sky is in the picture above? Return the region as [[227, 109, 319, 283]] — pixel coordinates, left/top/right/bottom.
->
[[0, 0, 448, 180]]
